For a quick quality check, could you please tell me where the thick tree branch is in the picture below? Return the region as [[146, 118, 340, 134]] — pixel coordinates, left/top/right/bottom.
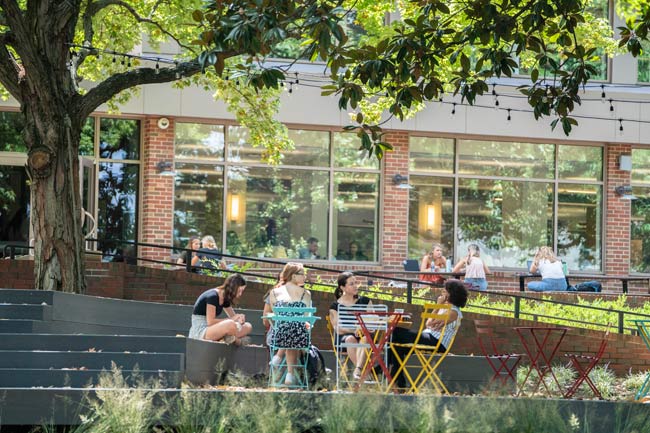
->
[[78, 0, 195, 68], [0, 41, 22, 100], [77, 60, 201, 118]]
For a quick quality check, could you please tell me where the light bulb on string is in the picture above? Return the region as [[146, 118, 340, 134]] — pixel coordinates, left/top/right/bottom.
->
[[619, 118, 624, 134], [288, 82, 293, 94], [507, 109, 512, 121], [121, 56, 125, 66], [127, 57, 131, 68], [494, 93, 500, 109], [491, 83, 496, 96], [294, 72, 299, 85], [609, 99, 614, 115], [600, 84, 606, 102], [155, 60, 160, 74], [451, 103, 456, 115]]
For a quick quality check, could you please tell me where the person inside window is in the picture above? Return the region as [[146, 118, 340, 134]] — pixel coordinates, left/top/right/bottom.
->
[[419, 243, 447, 285], [528, 246, 567, 292], [329, 272, 372, 379], [196, 235, 226, 273], [337, 241, 369, 261], [177, 236, 200, 271], [299, 237, 320, 260], [188, 274, 252, 345], [453, 244, 490, 291], [388, 279, 468, 390]]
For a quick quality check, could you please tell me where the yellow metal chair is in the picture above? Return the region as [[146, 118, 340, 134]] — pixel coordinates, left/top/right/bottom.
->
[[326, 315, 352, 386], [388, 303, 457, 394]]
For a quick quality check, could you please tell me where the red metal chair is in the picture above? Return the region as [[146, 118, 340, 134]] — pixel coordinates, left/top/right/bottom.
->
[[474, 319, 522, 387], [563, 327, 610, 399]]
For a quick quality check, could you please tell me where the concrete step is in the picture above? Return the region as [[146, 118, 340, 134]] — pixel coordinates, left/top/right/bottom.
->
[[0, 319, 183, 336], [0, 368, 183, 388], [0, 289, 54, 305], [0, 304, 51, 320], [0, 350, 185, 371], [0, 334, 188, 353]]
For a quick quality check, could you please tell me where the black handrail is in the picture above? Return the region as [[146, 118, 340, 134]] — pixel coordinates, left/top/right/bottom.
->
[[6, 239, 650, 334]]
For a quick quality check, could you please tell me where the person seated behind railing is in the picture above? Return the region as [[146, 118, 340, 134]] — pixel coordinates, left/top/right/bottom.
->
[[177, 236, 200, 271], [388, 279, 469, 389], [188, 273, 252, 346], [527, 246, 567, 292], [452, 244, 490, 291], [419, 243, 447, 285], [195, 235, 226, 273], [264, 262, 312, 386], [329, 272, 372, 380]]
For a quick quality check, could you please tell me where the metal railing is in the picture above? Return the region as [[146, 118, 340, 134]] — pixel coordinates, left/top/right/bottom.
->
[[5, 239, 650, 334]]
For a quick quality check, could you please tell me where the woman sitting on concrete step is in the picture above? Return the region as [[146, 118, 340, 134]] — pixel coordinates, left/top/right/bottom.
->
[[188, 273, 252, 345]]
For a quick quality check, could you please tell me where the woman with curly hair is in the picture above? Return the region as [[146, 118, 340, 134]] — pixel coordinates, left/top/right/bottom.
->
[[388, 279, 469, 390]]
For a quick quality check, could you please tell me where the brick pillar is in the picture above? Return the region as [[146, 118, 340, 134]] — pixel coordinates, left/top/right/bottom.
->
[[381, 131, 410, 268], [140, 117, 175, 265], [605, 144, 632, 274]]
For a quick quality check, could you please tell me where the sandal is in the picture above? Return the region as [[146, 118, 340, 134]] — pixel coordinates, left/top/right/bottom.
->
[[353, 366, 362, 380]]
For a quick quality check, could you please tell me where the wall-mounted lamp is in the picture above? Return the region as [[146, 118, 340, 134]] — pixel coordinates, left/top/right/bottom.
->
[[615, 185, 637, 200], [619, 154, 632, 171], [426, 204, 436, 230], [392, 173, 412, 189], [227, 192, 244, 223], [229, 193, 240, 222], [156, 161, 175, 176]]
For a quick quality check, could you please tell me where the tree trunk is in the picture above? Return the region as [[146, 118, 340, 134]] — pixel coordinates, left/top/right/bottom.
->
[[25, 106, 86, 293]]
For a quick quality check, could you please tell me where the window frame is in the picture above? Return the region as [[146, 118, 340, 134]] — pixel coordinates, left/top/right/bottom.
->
[[172, 120, 382, 263], [408, 133, 605, 271]]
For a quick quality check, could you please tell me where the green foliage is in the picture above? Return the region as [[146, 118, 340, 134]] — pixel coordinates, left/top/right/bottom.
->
[[195, 0, 650, 156], [465, 294, 650, 333], [80, 363, 163, 433]]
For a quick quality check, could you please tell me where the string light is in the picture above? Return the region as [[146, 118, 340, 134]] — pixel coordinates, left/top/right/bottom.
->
[[59, 43, 650, 132], [619, 118, 624, 133], [494, 93, 500, 107], [507, 109, 511, 121]]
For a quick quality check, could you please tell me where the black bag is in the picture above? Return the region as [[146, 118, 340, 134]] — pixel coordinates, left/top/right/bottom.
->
[[574, 281, 602, 292], [304, 344, 327, 389]]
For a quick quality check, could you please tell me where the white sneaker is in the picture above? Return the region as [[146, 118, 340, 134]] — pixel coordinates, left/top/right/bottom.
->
[[270, 355, 283, 367], [284, 373, 295, 386]]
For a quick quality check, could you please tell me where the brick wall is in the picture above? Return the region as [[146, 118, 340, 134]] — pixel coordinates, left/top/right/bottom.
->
[[605, 144, 632, 275], [140, 118, 175, 265], [381, 131, 410, 268], [2, 260, 650, 374]]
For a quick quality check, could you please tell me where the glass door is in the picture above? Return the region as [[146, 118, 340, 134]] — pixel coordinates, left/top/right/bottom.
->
[[80, 156, 97, 250], [0, 153, 29, 257]]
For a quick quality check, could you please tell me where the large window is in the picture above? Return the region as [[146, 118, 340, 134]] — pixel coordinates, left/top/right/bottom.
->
[[408, 137, 603, 271], [95, 119, 141, 262], [173, 124, 380, 261], [631, 149, 650, 273]]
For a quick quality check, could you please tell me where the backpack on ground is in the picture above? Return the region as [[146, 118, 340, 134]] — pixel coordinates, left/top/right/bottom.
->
[[573, 280, 602, 292], [304, 344, 327, 389]]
